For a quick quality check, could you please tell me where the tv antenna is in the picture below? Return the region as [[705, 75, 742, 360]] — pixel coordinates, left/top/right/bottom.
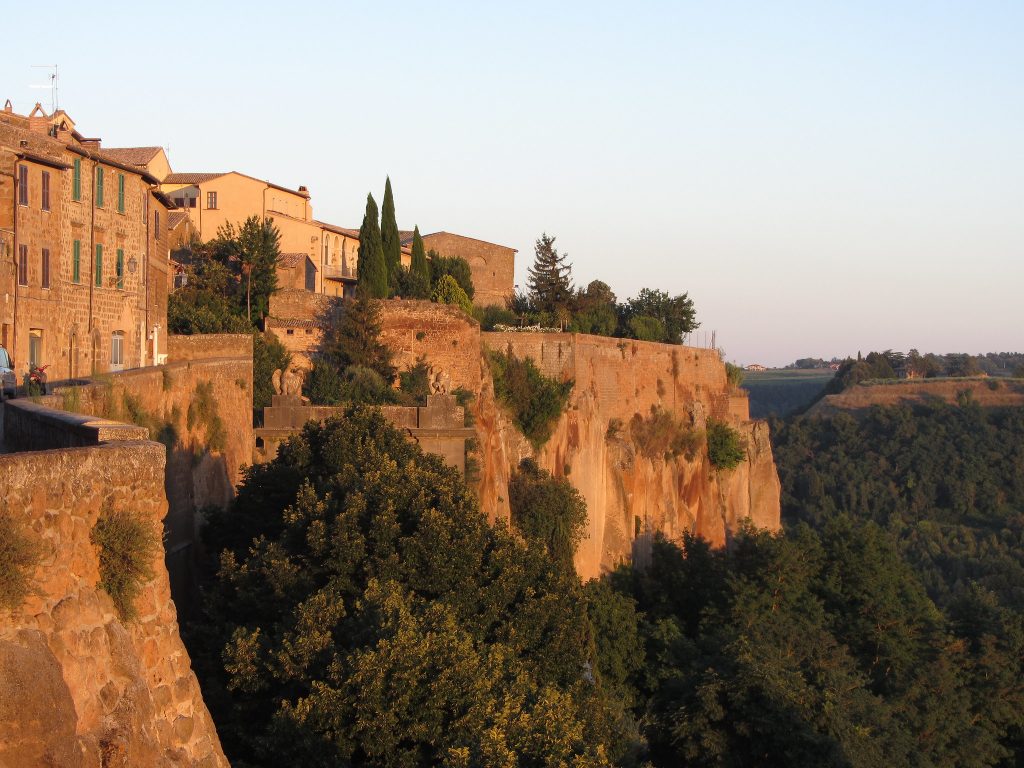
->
[[29, 65, 59, 113]]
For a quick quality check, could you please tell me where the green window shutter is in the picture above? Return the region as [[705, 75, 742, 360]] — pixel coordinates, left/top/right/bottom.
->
[[116, 249, 124, 289], [96, 168, 104, 207], [117, 174, 125, 213], [73, 159, 81, 201], [73, 240, 80, 283], [95, 244, 103, 287]]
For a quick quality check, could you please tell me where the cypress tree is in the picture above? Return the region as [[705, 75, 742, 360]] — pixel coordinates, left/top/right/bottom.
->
[[409, 226, 430, 298], [357, 193, 387, 299], [380, 177, 401, 294]]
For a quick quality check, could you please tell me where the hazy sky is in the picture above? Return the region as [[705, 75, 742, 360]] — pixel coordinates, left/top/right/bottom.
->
[[4, 1, 1022, 365]]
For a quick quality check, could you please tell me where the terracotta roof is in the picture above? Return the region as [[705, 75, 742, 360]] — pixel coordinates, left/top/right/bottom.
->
[[278, 252, 310, 269], [266, 317, 319, 329], [163, 172, 225, 185], [315, 220, 361, 238], [101, 146, 163, 166], [167, 211, 190, 229], [410, 230, 518, 252]]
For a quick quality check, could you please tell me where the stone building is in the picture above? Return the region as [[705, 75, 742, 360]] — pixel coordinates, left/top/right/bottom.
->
[[0, 103, 172, 383], [405, 231, 516, 308]]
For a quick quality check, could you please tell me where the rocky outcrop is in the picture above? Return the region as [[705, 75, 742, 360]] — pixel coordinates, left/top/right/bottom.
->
[[472, 333, 781, 579], [0, 439, 227, 767], [807, 377, 1024, 416]]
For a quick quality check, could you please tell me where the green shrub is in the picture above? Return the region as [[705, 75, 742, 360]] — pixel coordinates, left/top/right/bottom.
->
[[630, 406, 702, 461], [61, 385, 82, 413], [509, 458, 588, 567], [429, 253, 475, 299], [725, 362, 745, 387], [430, 274, 473, 315], [0, 514, 39, 612], [253, 332, 291, 412], [628, 315, 665, 342], [398, 360, 431, 405], [305, 360, 345, 405], [340, 365, 400, 405], [452, 386, 476, 427], [986, 379, 1001, 391], [187, 381, 227, 452], [90, 507, 159, 621], [706, 420, 746, 470], [474, 304, 518, 330], [489, 349, 573, 449]]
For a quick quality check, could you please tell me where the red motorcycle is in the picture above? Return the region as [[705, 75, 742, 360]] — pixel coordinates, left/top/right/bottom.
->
[[28, 363, 48, 395]]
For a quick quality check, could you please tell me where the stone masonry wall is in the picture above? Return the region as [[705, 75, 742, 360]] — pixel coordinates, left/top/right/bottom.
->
[[0, 440, 227, 767]]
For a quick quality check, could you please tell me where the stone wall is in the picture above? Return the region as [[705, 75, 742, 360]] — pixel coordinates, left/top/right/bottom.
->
[[0, 437, 227, 766], [167, 332, 253, 363], [379, 300, 482, 392], [41, 342, 254, 609]]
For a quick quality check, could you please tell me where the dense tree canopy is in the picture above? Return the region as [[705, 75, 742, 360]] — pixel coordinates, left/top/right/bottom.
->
[[357, 194, 387, 299]]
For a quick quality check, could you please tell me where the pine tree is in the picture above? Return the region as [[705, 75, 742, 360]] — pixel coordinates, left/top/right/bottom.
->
[[357, 193, 387, 298], [409, 226, 430, 299], [380, 177, 401, 294], [321, 290, 394, 379], [526, 233, 573, 319]]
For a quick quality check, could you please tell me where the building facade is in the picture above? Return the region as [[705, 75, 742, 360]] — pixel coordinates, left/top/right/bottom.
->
[[0, 103, 171, 383]]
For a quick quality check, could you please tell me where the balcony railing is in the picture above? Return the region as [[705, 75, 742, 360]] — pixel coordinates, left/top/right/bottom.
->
[[322, 264, 357, 280]]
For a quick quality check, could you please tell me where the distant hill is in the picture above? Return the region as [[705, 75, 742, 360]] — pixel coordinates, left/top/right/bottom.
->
[[741, 369, 832, 418]]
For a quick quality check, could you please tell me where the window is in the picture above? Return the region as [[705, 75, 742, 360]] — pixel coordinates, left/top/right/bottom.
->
[[29, 330, 42, 368], [154, 210, 160, 235], [110, 332, 124, 370], [116, 248, 125, 290], [41, 248, 50, 289], [207, 191, 217, 209], [95, 244, 103, 287], [172, 197, 185, 208], [17, 165, 28, 206], [73, 240, 81, 283], [117, 174, 125, 213], [18, 245, 27, 286], [72, 158, 81, 201], [187, 196, 196, 209], [96, 167, 104, 207], [41, 171, 50, 211]]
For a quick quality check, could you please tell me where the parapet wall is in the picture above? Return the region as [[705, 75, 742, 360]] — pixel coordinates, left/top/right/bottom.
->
[[0, 429, 227, 765], [481, 332, 748, 423], [4, 398, 148, 450], [380, 300, 482, 392], [167, 333, 253, 362]]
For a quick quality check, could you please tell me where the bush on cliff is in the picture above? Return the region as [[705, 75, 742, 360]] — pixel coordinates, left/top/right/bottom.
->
[[0, 513, 40, 612], [630, 406, 703, 461], [189, 409, 625, 766], [509, 458, 588, 568], [488, 349, 574, 449], [706, 420, 746, 469], [90, 506, 160, 621]]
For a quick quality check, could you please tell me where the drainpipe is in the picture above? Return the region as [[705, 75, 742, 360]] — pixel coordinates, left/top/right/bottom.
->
[[9, 163, 18, 373], [88, 157, 96, 373], [144, 190, 150, 367]]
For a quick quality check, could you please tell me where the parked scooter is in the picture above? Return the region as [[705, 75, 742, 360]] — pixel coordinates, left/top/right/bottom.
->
[[28, 364, 48, 395]]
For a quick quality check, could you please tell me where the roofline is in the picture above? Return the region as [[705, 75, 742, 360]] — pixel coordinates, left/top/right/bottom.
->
[[413, 230, 518, 253], [16, 151, 72, 171], [66, 144, 161, 184], [167, 170, 310, 198], [151, 189, 176, 209]]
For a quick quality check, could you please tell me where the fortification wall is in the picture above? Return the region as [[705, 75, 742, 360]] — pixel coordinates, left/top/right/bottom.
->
[[0, 438, 227, 766], [380, 300, 482, 392]]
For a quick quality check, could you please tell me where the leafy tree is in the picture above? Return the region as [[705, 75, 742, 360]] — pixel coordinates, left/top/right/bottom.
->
[[252, 332, 290, 415], [429, 252, 475, 300], [509, 458, 588, 568], [489, 349, 574, 449], [407, 226, 431, 299], [303, 360, 344, 405], [189, 410, 614, 766], [570, 281, 618, 336], [211, 216, 281, 323], [706, 420, 746, 469], [628, 315, 664, 342], [380, 177, 401, 294], [430, 274, 473, 315], [357, 194, 387, 298], [619, 288, 698, 343], [526, 233, 573, 322], [319, 291, 394, 381]]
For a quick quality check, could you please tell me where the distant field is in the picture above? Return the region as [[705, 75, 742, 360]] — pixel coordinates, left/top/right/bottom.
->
[[741, 369, 833, 419]]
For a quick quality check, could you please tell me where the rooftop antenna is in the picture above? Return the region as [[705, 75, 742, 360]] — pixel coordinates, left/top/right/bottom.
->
[[29, 65, 59, 113]]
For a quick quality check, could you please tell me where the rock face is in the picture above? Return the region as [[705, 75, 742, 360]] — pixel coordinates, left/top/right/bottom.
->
[[0, 441, 228, 767], [475, 333, 781, 579]]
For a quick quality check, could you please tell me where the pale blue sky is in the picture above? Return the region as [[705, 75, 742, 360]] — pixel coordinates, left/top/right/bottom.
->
[[5, 1, 1022, 365]]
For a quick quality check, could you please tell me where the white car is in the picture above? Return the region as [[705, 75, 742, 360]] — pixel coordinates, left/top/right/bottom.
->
[[0, 346, 15, 400]]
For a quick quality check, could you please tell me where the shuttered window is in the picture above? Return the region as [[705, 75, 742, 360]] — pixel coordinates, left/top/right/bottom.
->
[[41, 248, 50, 289], [73, 159, 81, 200], [117, 174, 125, 213], [116, 249, 125, 290], [73, 240, 81, 283], [95, 244, 103, 287], [96, 168, 104, 207]]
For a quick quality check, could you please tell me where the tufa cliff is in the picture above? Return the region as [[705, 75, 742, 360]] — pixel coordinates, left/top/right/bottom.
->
[[378, 302, 781, 580]]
